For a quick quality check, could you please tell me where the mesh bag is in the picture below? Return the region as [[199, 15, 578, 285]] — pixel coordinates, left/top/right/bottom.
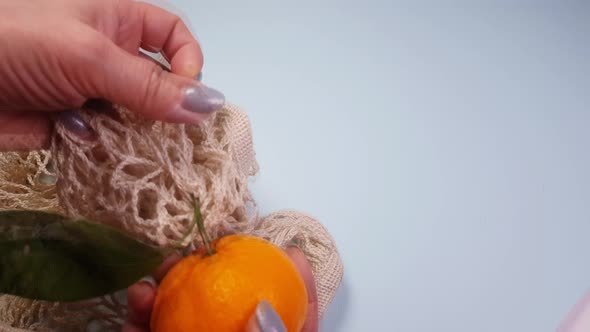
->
[[0, 104, 343, 332]]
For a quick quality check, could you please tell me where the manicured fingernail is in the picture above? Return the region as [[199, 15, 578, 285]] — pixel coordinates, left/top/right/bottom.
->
[[183, 84, 224, 113], [56, 110, 95, 140], [286, 238, 301, 249], [139, 50, 171, 72], [170, 84, 224, 124], [139, 276, 157, 289], [196, 72, 203, 82], [256, 300, 286, 332]]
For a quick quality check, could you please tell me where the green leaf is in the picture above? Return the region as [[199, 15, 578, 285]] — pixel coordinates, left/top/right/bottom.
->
[[0, 210, 169, 302]]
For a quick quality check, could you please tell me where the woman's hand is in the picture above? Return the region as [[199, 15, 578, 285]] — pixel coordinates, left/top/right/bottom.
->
[[122, 247, 319, 332], [0, 0, 224, 151]]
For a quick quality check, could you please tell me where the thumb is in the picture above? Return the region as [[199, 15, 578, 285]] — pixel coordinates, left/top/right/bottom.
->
[[87, 39, 224, 124]]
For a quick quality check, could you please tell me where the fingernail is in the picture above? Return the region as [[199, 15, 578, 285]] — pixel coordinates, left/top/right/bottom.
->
[[168, 84, 224, 124], [196, 72, 203, 82], [256, 300, 287, 332], [286, 238, 301, 249], [56, 110, 96, 140], [139, 49, 171, 72], [138, 276, 157, 289], [182, 84, 224, 113]]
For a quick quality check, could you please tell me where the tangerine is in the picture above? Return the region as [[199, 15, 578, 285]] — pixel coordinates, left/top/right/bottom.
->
[[150, 234, 308, 332]]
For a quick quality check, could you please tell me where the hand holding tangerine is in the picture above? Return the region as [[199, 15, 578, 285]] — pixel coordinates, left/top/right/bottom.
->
[[122, 205, 318, 332], [123, 246, 318, 332]]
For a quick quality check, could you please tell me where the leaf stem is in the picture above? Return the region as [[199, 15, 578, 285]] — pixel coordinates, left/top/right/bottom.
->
[[193, 197, 215, 256], [174, 208, 198, 250]]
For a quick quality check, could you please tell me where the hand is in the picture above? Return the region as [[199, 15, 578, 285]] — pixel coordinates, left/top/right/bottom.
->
[[0, 0, 224, 151], [122, 247, 319, 332]]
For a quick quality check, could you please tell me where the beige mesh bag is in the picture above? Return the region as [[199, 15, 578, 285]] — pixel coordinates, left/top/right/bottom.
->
[[0, 103, 343, 332]]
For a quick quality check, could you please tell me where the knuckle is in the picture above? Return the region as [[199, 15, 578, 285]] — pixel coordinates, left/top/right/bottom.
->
[[68, 29, 110, 69]]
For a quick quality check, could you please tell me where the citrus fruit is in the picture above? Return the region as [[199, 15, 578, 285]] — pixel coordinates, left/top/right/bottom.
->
[[150, 234, 308, 332]]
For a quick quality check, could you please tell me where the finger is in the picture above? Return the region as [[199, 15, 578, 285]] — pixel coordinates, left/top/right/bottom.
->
[[285, 246, 319, 332], [124, 252, 181, 329], [132, 1, 203, 78], [127, 278, 156, 327], [245, 300, 287, 332], [121, 323, 148, 332], [126, 277, 157, 328], [88, 36, 224, 125], [0, 111, 51, 151], [245, 313, 262, 332], [152, 251, 183, 282], [138, 51, 171, 72]]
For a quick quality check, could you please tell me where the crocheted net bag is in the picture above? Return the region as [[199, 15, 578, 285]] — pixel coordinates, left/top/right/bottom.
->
[[0, 103, 343, 332]]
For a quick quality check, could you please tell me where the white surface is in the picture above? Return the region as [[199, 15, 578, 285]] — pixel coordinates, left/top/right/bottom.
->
[[169, 1, 590, 331]]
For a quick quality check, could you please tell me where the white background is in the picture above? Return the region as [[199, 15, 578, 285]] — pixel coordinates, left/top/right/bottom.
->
[[164, 1, 590, 331]]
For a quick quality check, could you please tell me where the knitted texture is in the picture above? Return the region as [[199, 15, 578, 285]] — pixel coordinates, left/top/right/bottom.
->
[[52, 104, 256, 248], [0, 104, 342, 331]]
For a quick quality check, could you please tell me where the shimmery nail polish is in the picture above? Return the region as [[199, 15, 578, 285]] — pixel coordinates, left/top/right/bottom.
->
[[256, 300, 287, 332], [181, 84, 225, 114], [57, 110, 95, 140], [139, 276, 157, 289]]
